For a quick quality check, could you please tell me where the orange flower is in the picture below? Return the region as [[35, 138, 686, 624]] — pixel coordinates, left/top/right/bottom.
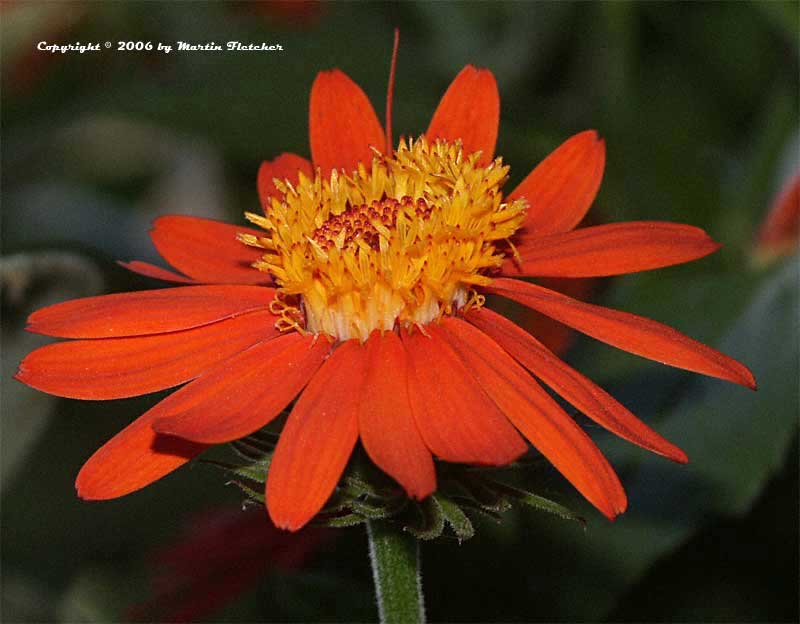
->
[[16, 65, 755, 531]]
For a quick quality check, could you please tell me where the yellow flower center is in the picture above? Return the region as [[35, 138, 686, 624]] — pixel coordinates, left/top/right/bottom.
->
[[242, 137, 527, 342]]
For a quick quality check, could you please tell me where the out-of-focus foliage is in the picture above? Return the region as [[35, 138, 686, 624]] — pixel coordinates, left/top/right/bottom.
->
[[2, 2, 797, 622]]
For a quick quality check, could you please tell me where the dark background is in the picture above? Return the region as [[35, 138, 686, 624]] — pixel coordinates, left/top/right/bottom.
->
[[2, 2, 798, 621]]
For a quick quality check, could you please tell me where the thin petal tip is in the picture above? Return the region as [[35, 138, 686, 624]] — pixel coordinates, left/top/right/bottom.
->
[[150, 417, 213, 443], [256, 161, 271, 182], [149, 419, 221, 445], [12, 369, 30, 387], [598, 478, 628, 520], [583, 129, 602, 142], [312, 67, 347, 85], [595, 500, 626, 522], [75, 460, 115, 500], [266, 505, 306, 532], [583, 130, 606, 155], [12, 366, 41, 392], [606, 495, 628, 520], [565, 129, 602, 145], [460, 64, 494, 77], [728, 362, 757, 391], [150, 214, 170, 230], [75, 484, 97, 501], [684, 226, 722, 256], [150, 417, 178, 437], [75, 479, 118, 502], [671, 448, 690, 465], [274, 521, 302, 532], [75, 475, 106, 501], [654, 440, 689, 464], [406, 483, 436, 502]]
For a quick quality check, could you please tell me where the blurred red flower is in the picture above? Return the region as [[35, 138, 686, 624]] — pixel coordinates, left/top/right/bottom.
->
[[248, 0, 324, 26], [754, 171, 800, 263], [129, 509, 331, 622]]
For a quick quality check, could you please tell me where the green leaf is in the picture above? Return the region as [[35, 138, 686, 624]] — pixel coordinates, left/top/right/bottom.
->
[[748, 0, 800, 47], [537, 257, 799, 620], [662, 258, 799, 513]]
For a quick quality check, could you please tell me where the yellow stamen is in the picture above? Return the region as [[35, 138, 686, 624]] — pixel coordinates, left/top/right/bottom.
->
[[463, 289, 487, 313], [248, 137, 527, 342], [269, 292, 306, 335], [505, 236, 523, 268]]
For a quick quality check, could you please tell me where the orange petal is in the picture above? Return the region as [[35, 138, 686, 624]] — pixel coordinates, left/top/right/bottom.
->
[[15, 309, 280, 400], [149, 216, 269, 285], [118, 260, 197, 284], [402, 326, 528, 465], [426, 65, 500, 166], [467, 307, 688, 463], [440, 317, 627, 519], [153, 334, 331, 443], [486, 278, 757, 389], [505, 222, 721, 277], [358, 331, 436, 499], [509, 130, 605, 235], [26, 285, 275, 338], [257, 153, 313, 213], [515, 276, 597, 355], [309, 70, 385, 177], [76, 408, 207, 500], [267, 340, 365, 531]]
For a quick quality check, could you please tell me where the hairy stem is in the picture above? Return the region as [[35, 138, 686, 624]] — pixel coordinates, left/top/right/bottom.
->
[[367, 520, 425, 624]]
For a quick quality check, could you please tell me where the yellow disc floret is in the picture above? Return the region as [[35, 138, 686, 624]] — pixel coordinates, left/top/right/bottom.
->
[[241, 137, 527, 341]]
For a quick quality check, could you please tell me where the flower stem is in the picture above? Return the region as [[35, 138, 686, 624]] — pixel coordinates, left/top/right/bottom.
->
[[367, 520, 425, 624]]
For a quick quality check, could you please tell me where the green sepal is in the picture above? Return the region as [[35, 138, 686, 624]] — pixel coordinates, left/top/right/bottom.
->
[[433, 494, 475, 541], [227, 479, 265, 504], [314, 512, 370, 528], [230, 430, 277, 461], [203, 458, 271, 486], [402, 496, 444, 540], [485, 479, 586, 526], [208, 431, 584, 541], [455, 474, 513, 512]]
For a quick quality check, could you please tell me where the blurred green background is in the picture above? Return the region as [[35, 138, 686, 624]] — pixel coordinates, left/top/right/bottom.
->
[[2, 1, 798, 622]]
